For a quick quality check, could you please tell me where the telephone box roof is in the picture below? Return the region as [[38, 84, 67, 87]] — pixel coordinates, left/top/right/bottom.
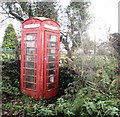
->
[[22, 17, 60, 26]]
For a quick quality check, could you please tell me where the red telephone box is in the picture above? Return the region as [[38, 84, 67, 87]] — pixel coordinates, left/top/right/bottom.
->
[[20, 17, 60, 99]]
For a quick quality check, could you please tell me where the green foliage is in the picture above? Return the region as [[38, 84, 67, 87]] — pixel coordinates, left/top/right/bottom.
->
[[3, 90, 120, 117], [72, 88, 87, 116], [59, 65, 77, 96], [2, 60, 20, 96], [60, 0, 91, 58], [59, 58, 81, 99], [34, 1, 58, 21], [1, 54, 14, 60], [75, 55, 118, 93], [72, 88, 120, 117], [3, 97, 74, 117], [2, 76, 20, 96], [2, 48, 119, 117], [69, 0, 90, 21], [81, 36, 94, 54], [1, 1, 119, 117], [0, 48, 16, 62], [2, 56, 120, 117], [109, 33, 120, 73], [110, 33, 120, 55], [2, 24, 18, 49], [55, 98, 74, 117], [81, 99, 120, 117]]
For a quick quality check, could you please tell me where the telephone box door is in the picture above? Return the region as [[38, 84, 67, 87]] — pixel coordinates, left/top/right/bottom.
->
[[44, 31, 60, 98], [21, 31, 40, 98]]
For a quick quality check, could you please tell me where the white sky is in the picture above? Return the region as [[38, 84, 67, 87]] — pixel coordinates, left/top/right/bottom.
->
[[88, 0, 119, 42], [0, 0, 119, 46], [60, 0, 119, 42]]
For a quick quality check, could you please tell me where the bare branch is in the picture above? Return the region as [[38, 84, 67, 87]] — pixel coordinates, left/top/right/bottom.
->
[[1, 4, 9, 15], [9, 9, 24, 21], [0, 3, 24, 22], [8, 5, 24, 21], [60, 31, 67, 37]]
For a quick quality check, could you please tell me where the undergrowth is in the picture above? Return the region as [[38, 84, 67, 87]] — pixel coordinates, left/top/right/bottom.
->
[[2, 57, 120, 117]]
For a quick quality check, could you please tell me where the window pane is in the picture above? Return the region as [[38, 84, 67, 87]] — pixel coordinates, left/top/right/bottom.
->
[[49, 35, 56, 42], [25, 41, 35, 47], [25, 62, 34, 68], [47, 84, 55, 90], [48, 70, 56, 75], [25, 69, 34, 75], [25, 34, 36, 41], [48, 75, 55, 83], [48, 42, 56, 47], [48, 56, 56, 62], [25, 76, 34, 82], [48, 63, 55, 68], [26, 83, 35, 90], [26, 48, 35, 54], [48, 49, 56, 54], [25, 55, 35, 61]]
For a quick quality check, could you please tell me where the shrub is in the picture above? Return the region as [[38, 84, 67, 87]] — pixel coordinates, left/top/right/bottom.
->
[[72, 88, 120, 117], [2, 60, 20, 96]]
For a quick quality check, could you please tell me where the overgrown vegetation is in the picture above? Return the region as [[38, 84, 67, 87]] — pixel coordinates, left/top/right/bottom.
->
[[1, 0, 120, 117], [2, 54, 120, 117], [2, 60, 20, 96]]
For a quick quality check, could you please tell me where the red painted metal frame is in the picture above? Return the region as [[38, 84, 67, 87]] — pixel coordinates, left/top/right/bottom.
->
[[43, 31, 60, 98], [20, 17, 60, 99]]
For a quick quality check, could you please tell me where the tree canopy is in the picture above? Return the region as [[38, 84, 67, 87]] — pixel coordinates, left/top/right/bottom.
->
[[109, 33, 120, 71], [60, 0, 91, 58], [2, 24, 18, 49], [0, 0, 58, 22]]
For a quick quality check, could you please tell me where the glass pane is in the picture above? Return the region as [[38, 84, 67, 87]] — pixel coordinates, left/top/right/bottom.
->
[[47, 84, 55, 90], [26, 48, 35, 54], [26, 83, 35, 90], [25, 55, 35, 61], [49, 35, 56, 42], [48, 49, 56, 54], [25, 76, 34, 82], [25, 62, 34, 68], [25, 41, 35, 47], [25, 34, 36, 41], [48, 75, 55, 83], [48, 70, 56, 75], [48, 56, 56, 62], [48, 42, 56, 47], [48, 63, 55, 68], [25, 69, 34, 75]]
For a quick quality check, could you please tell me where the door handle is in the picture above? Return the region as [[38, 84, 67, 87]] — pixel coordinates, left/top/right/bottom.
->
[[44, 58, 46, 61]]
